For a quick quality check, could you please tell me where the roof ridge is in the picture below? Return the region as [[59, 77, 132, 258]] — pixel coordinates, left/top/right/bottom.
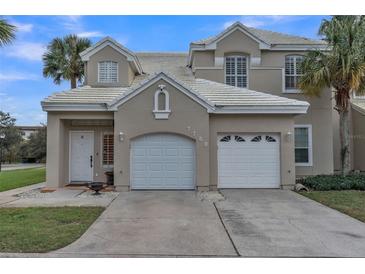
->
[[248, 27, 324, 44]]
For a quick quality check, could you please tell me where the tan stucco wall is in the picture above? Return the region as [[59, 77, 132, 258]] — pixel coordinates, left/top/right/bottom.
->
[[215, 29, 261, 59], [46, 112, 113, 188], [209, 114, 296, 189], [352, 107, 365, 171], [113, 79, 210, 191], [86, 45, 134, 87], [190, 30, 334, 176], [192, 51, 215, 67]]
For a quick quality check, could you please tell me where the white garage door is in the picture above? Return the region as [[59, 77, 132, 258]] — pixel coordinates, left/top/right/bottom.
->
[[218, 133, 280, 188], [130, 134, 196, 190]]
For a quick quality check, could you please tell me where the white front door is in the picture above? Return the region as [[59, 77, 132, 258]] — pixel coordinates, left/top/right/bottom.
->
[[218, 133, 281, 188], [130, 134, 196, 190], [70, 131, 94, 182]]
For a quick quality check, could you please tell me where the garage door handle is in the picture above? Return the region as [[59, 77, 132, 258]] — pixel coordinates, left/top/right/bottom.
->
[[90, 155, 93, 168]]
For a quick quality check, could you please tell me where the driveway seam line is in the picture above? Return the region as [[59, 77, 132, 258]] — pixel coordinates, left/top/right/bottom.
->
[[213, 202, 240, 257]]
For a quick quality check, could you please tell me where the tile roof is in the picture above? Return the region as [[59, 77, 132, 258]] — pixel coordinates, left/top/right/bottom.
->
[[191, 23, 326, 46], [42, 52, 308, 113], [351, 99, 365, 115]]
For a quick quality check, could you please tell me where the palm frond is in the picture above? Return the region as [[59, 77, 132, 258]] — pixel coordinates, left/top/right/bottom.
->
[[0, 19, 16, 46]]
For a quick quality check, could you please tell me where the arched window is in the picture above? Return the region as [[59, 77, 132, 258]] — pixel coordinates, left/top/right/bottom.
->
[[251, 135, 262, 142], [266, 135, 276, 142], [153, 84, 171, 119], [220, 135, 231, 142], [234, 136, 245, 142]]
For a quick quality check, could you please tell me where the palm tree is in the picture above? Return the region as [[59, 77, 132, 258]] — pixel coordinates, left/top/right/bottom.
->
[[299, 16, 365, 175], [0, 19, 16, 46], [43, 35, 91, 89]]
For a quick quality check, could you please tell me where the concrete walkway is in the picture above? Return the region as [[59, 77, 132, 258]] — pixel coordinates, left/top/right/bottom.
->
[[1, 163, 45, 171], [216, 189, 365, 257], [0, 183, 118, 208], [0, 183, 45, 206]]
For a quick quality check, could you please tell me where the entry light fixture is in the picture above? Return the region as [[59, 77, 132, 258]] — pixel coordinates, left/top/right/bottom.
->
[[286, 131, 292, 142], [119, 132, 124, 142]]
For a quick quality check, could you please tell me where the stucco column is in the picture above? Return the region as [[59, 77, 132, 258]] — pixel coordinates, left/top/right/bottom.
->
[[280, 123, 296, 189], [46, 113, 66, 188]]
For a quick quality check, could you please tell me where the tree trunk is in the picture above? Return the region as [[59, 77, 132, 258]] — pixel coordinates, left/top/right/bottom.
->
[[339, 108, 351, 175], [71, 77, 77, 89]]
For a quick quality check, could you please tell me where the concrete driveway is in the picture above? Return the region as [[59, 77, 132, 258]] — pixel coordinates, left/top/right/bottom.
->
[[216, 190, 365, 257], [49, 189, 365, 257], [54, 191, 237, 257]]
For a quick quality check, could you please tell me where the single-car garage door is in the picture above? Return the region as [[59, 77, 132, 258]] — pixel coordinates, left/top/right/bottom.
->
[[218, 133, 280, 188], [130, 134, 196, 190]]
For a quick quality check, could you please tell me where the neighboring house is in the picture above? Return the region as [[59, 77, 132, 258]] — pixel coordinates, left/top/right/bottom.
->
[[16, 125, 43, 140], [42, 22, 345, 191], [332, 97, 365, 172]]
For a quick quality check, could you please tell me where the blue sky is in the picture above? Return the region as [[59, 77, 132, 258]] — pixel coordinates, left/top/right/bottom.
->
[[0, 15, 328, 125]]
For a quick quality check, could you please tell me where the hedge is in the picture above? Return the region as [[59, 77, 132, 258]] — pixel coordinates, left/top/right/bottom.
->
[[300, 174, 365, 191]]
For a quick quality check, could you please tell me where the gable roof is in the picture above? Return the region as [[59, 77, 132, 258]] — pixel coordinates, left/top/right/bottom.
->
[[80, 37, 143, 74], [191, 22, 326, 46], [42, 52, 309, 114], [108, 72, 215, 111], [191, 22, 271, 49], [189, 22, 327, 65], [351, 100, 365, 115]]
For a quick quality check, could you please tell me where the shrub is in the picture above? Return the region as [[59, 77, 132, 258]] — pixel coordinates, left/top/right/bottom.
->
[[300, 174, 365, 191]]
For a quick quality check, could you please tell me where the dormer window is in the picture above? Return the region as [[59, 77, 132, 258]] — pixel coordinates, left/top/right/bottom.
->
[[153, 84, 171, 119], [98, 61, 118, 83], [225, 56, 248, 88]]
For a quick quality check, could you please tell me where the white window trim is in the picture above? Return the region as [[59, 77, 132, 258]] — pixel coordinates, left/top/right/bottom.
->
[[153, 86, 171, 119], [98, 61, 119, 84], [101, 131, 114, 169], [224, 55, 249, 89], [284, 55, 304, 93], [294, 124, 313, 167]]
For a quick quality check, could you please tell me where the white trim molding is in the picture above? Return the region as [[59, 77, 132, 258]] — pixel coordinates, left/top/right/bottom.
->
[[108, 72, 215, 112], [80, 37, 143, 74], [97, 61, 119, 84], [294, 124, 313, 167], [153, 84, 171, 119]]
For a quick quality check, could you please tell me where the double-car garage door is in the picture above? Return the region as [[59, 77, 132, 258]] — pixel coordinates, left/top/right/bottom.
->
[[130, 133, 280, 190]]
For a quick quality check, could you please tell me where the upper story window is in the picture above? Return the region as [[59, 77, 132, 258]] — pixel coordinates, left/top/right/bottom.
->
[[98, 61, 118, 83], [285, 55, 303, 91], [225, 56, 248, 88]]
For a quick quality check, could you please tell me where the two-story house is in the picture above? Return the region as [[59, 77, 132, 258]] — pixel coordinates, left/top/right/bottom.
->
[[42, 22, 354, 191]]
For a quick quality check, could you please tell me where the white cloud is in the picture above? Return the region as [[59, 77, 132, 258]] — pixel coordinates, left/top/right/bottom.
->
[[223, 16, 305, 29], [0, 72, 38, 81], [11, 21, 33, 32], [77, 31, 104, 38], [59, 16, 104, 39], [60, 15, 83, 32], [6, 42, 46, 61]]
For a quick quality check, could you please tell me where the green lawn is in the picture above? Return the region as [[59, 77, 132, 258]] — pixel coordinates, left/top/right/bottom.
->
[[300, 190, 365, 223], [0, 207, 104, 253], [0, 167, 46, 192]]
